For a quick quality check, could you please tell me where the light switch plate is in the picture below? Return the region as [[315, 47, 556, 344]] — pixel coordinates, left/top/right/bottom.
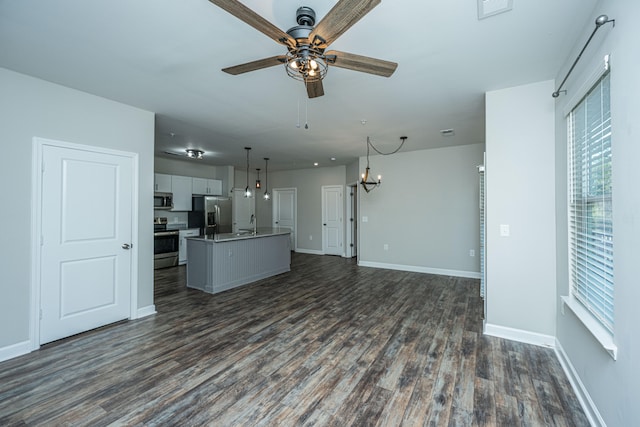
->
[[500, 224, 510, 237]]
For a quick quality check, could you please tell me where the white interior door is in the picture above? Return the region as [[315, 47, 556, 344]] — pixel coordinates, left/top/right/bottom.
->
[[40, 143, 133, 344], [322, 185, 344, 256], [273, 188, 296, 250]]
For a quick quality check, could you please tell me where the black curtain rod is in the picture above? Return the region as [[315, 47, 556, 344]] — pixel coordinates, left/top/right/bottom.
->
[[552, 14, 615, 98]]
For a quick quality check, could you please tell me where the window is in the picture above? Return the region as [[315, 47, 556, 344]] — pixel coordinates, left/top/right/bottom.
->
[[568, 71, 613, 333]]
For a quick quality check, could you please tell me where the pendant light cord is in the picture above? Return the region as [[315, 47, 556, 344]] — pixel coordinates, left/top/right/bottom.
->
[[366, 136, 407, 158]]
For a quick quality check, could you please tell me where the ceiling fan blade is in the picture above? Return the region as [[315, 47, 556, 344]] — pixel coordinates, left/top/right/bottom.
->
[[309, 0, 381, 48], [325, 50, 397, 77], [208, 0, 295, 47], [222, 55, 286, 75], [305, 79, 324, 98]]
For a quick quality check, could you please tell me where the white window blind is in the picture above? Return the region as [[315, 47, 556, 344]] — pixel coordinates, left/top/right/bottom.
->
[[568, 71, 613, 332]]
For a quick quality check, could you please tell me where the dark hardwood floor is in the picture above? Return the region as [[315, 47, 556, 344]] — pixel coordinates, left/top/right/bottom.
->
[[0, 253, 588, 426]]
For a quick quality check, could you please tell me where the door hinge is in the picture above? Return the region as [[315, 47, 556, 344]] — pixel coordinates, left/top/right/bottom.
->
[[40, 235, 44, 246], [40, 309, 43, 320], [41, 162, 45, 173], [350, 243, 354, 247]]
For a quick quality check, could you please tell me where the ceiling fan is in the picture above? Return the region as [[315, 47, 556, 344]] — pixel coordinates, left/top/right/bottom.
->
[[208, 0, 398, 98]]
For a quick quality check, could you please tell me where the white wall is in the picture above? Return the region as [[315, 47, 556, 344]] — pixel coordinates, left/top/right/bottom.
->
[[484, 80, 557, 339], [0, 67, 155, 351], [358, 144, 484, 277], [246, 166, 346, 252], [553, 1, 640, 425]]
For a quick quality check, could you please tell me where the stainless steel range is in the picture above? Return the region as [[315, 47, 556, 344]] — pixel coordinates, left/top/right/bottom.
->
[[154, 217, 178, 269]]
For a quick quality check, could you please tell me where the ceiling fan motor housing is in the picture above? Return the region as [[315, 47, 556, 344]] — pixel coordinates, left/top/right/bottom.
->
[[296, 7, 316, 26]]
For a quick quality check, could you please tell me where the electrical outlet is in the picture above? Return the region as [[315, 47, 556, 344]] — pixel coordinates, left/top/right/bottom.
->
[[362, 216, 368, 223], [309, 235, 313, 241], [469, 249, 475, 257], [500, 224, 510, 237], [383, 244, 389, 251], [228, 250, 233, 257]]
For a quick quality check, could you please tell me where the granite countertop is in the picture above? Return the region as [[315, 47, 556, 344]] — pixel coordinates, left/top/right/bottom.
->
[[186, 227, 291, 243]]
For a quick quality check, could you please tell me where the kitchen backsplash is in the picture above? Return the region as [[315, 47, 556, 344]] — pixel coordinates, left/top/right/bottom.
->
[[154, 211, 188, 225]]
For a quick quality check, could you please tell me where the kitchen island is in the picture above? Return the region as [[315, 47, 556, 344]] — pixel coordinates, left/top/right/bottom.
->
[[186, 227, 291, 294]]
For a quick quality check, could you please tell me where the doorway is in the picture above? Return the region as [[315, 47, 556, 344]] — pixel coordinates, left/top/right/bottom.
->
[[272, 188, 297, 251], [32, 138, 137, 346]]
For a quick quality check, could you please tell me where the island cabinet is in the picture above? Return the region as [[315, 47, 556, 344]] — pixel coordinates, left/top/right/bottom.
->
[[186, 229, 291, 294]]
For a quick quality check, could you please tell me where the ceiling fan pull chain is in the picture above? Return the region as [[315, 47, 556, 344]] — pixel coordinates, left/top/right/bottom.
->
[[305, 98, 309, 129]]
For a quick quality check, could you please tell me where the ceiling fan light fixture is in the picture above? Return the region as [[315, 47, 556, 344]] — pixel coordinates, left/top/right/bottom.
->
[[285, 47, 328, 82]]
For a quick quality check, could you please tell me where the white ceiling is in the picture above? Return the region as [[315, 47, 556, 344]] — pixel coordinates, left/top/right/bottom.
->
[[0, 0, 598, 171]]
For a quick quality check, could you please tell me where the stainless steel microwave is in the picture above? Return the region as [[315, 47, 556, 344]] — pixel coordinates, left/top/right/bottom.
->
[[154, 192, 173, 210]]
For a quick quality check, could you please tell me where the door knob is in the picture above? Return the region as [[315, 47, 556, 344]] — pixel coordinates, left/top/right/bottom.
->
[[323, 223, 327, 226], [122, 243, 131, 250]]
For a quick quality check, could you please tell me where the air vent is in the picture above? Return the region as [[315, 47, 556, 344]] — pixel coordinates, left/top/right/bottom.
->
[[477, 0, 513, 20]]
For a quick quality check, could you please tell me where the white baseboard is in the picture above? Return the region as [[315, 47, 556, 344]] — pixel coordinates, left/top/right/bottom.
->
[[1, 307, 157, 363], [555, 339, 606, 427], [357, 260, 481, 279], [295, 248, 324, 255], [483, 323, 555, 348], [136, 305, 157, 319], [0, 340, 31, 363]]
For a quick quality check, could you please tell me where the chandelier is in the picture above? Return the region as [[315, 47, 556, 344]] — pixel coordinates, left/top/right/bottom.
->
[[361, 136, 408, 193], [361, 137, 381, 193]]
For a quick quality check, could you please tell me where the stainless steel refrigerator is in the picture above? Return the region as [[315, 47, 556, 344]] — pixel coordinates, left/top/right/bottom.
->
[[189, 196, 232, 236]]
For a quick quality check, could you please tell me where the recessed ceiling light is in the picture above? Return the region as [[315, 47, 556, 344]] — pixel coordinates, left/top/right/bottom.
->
[[440, 129, 455, 136], [314, 162, 319, 166], [330, 157, 336, 161]]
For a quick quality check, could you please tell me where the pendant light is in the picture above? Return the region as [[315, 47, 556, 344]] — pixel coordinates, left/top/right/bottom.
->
[[255, 168, 261, 189], [244, 147, 252, 198], [263, 158, 271, 200]]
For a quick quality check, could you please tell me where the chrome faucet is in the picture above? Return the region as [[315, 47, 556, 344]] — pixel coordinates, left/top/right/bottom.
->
[[250, 214, 257, 235]]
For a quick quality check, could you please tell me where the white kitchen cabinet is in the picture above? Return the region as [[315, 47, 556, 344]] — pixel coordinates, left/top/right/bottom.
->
[[192, 178, 222, 196], [171, 175, 192, 211], [154, 173, 171, 192], [179, 228, 200, 265]]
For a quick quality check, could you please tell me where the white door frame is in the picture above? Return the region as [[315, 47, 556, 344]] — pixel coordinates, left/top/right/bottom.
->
[[30, 137, 139, 351], [345, 182, 358, 258], [272, 187, 297, 251]]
